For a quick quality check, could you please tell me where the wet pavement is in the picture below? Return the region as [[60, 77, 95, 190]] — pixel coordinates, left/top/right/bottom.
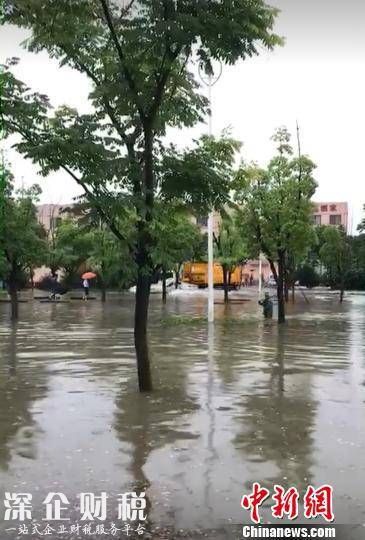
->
[[0, 288, 365, 538]]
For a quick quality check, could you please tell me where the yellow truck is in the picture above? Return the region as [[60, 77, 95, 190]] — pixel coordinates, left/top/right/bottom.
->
[[182, 262, 243, 288]]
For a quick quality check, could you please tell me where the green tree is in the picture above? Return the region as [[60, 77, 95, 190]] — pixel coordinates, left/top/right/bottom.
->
[[159, 132, 242, 296], [349, 234, 365, 274], [88, 227, 135, 301], [357, 207, 365, 233], [319, 226, 351, 302], [0, 167, 11, 280], [151, 204, 203, 302], [304, 225, 328, 273], [2, 0, 282, 391], [0, 178, 47, 320], [234, 127, 317, 322], [51, 219, 94, 285], [160, 134, 241, 213], [295, 264, 320, 289], [214, 212, 247, 303]]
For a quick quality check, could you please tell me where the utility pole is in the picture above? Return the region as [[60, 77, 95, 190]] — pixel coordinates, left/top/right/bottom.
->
[[199, 64, 222, 323], [207, 78, 214, 323]]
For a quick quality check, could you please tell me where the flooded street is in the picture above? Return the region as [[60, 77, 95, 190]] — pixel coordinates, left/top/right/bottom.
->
[[1, 289, 365, 537]]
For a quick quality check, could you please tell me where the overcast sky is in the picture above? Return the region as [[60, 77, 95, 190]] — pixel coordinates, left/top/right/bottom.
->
[[1, 0, 364, 232]]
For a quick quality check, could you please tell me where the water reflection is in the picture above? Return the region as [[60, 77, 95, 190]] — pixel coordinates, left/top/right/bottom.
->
[[0, 322, 49, 469], [0, 291, 364, 534], [233, 324, 317, 495]]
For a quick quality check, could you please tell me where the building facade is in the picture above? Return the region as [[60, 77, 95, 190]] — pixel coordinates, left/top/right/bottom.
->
[[35, 204, 71, 283], [37, 204, 67, 235], [312, 202, 348, 232]]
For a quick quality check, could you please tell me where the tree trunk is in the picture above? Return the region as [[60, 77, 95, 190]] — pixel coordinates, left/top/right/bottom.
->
[[133, 123, 154, 392], [101, 286, 106, 303], [8, 282, 18, 321], [222, 264, 229, 304], [175, 263, 181, 289], [162, 269, 167, 304], [30, 268, 35, 297], [277, 253, 286, 324], [291, 284, 295, 303], [99, 266, 107, 302], [97, 274, 107, 302], [134, 267, 153, 392], [284, 281, 289, 303], [340, 280, 345, 303], [339, 263, 345, 302]]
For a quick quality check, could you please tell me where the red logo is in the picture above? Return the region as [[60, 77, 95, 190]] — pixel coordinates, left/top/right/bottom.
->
[[241, 483, 334, 524], [304, 485, 334, 522], [272, 485, 299, 520], [241, 483, 270, 524]]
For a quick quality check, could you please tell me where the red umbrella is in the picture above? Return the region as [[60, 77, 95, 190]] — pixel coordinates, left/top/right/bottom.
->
[[82, 272, 97, 280]]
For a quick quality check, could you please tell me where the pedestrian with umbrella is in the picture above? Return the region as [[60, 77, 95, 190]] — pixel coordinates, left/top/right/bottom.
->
[[48, 272, 68, 301], [81, 272, 96, 301]]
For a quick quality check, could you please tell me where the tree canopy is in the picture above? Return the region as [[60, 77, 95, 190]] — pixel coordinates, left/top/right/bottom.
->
[[234, 127, 317, 322], [0, 173, 47, 319], [1, 0, 282, 390], [319, 226, 351, 302], [214, 211, 247, 303]]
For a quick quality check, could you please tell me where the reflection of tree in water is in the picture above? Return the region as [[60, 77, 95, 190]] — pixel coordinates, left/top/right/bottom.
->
[[237, 326, 317, 491], [113, 322, 202, 527], [114, 388, 199, 479], [232, 322, 350, 492], [214, 319, 264, 386], [0, 324, 49, 470]]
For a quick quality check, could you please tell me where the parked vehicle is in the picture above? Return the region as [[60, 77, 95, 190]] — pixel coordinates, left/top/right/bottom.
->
[[182, 262, 243, 289], [150, 277, 175, 294], [129, 274, 175, 294]]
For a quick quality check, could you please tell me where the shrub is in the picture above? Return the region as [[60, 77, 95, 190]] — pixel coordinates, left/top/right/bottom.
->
[[295, 264, 320, 288]]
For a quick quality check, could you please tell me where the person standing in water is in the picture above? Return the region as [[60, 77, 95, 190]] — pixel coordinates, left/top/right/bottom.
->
[[49, 273, 58, 300], [83, 278, 89, 300], [258, 292, 273, 319]]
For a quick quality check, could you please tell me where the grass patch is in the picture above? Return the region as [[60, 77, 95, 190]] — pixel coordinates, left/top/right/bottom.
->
[[160, 315, 206, 326]]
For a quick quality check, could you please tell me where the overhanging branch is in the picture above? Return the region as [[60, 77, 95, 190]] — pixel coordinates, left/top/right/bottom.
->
[[99, 0, 145, 120]]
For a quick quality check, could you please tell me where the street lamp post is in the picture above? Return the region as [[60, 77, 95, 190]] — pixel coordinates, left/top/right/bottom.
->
[[258, 253, 263, 296], [199, 64, 222, 323]]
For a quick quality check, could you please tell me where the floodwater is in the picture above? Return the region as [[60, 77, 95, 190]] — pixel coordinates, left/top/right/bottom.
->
[[0, 288, 365, 538]]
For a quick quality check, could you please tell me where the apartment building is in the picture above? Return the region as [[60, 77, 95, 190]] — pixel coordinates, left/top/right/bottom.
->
[[37, 204, 67, 235], [312, 202, 348, 232]]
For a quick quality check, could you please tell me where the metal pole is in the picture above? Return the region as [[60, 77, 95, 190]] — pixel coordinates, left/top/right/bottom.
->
[[207, 79, 214, 323], [198, 63, 222, 323], [207, 212, 214, 322]]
